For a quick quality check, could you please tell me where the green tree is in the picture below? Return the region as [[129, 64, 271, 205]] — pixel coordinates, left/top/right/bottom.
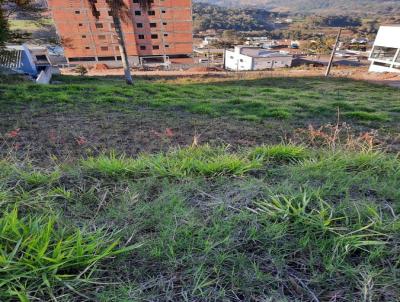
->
[[88, 0, 152, 85], [0, 0, 40, 47], [0, 9, 8, 46]]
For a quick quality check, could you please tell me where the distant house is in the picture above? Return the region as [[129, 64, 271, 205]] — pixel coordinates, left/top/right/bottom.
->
[[224, 46, 293, 71], [0, 44, 51, 76], [351, 38, 369, 44], [200, 37, 219, 48], [368, 25, 400, 73]]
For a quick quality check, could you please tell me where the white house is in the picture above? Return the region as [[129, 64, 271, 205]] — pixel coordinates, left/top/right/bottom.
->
[[368, 25, 400, 73], [200, 37, 219, 48], [225, 46, 293, 71]]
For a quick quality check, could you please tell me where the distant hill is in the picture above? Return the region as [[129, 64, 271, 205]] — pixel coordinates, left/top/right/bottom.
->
[[193, 3, 275, 32], [195, 0, 400, 14]]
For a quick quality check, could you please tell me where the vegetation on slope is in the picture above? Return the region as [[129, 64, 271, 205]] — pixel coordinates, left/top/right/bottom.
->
[[0, 75, 399, 300], [0, 144, 399, 301], [197, 0, 400, 14], [193, 3, 276, 32], [1, 75, 399, 163], [1, 76, 398, 125]]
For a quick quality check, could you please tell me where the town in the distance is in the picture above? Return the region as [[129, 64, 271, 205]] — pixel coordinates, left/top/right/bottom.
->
[[0, 0, 399, 85]]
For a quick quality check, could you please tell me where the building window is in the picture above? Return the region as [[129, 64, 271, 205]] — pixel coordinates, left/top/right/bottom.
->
[[138, 34, 145, 39], [85, 47, 90, 49], [370, 46, 397, 61], [153, 45, 160, 50], [163, 22, 167, 25], [108, 11, 113, 16], [101, 46, 109, 51], [150, 23, 157, 28], [140, 45, 146, 50], [78, 23, 83, 27], [98, 56, 115, 61], [98, 35, 106, 40], [135, 11, 141, 16], [69, 57, 96, 62], [75, 11, 80, 14], [165, 44, 169, 48], [35, 55, 47, 61], [136, 23, 143, 28], [82, 35, 87, 38], [161, 10, 166, 13], [151, 34, 158, 39], [240, 59, 243, 62], [148, 10, 155, 15], [373, 61, 392, 67], [163, 33, 168, 37], [95, 23, 103, 28]]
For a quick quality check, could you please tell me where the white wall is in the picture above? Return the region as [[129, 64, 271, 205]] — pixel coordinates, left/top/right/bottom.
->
[[36, 66, 52, 84], [373, 26, 400, 49], [225, 50, 253, 71], [225, 49, 293, 71], [368, 26, 400, 73], [253, 56, 292, 69], [369, 62, 400, 73]]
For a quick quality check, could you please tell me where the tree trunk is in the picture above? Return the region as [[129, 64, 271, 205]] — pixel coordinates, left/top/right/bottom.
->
[[113, 15, 133, 85]]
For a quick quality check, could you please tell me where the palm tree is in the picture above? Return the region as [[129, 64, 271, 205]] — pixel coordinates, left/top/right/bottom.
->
[[88, 0, 152, 85]]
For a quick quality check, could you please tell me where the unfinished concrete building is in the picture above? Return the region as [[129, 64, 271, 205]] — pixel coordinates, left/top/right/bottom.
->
[[47, 0, 193, 66]]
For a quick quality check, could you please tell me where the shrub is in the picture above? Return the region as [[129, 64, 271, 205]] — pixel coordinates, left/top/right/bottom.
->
[[75, 65, 88, 76]]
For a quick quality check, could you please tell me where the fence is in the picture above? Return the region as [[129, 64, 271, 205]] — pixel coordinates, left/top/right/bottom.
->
[[0, 49, 23, 70]]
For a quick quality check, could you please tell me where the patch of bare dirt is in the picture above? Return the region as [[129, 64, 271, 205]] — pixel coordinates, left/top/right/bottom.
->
[[92, 63, 109, 71], [0, 105, 287, 165], [60, 66, 400, 88]]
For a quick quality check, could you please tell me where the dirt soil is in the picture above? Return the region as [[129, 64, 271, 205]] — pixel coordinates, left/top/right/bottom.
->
[[61, 66, 400, 88], [0, 104, 289, 165]]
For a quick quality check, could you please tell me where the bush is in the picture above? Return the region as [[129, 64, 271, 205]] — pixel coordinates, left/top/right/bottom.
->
[[75, 65, 88, 76]]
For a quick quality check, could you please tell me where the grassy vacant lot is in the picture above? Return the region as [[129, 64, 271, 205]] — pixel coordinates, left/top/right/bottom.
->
[[0, 75, 399, 162], [0, 75, 399, 301]]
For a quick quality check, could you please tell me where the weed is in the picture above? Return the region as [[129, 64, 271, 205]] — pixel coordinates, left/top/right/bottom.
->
[[82, 146, 261, 178], [249, 144, 307, 162], [0, 208, 140, 301]]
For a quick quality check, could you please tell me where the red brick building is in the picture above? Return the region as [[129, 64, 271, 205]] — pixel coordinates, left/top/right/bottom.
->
[[47, 0, 193, 65]]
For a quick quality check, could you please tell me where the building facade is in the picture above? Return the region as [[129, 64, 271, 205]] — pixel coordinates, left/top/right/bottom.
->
[[225, 46, 292, 71], [47, 0, 193, 65], [368, 25, 400, 73]]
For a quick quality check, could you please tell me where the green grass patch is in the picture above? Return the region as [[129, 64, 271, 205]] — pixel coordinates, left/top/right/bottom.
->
[[1, 76, 398, 126], [249, 144, 308, 162], [0, 208, 139, 301], [0, 145, 399, 300], [344, 111, 390, 122], [82, 146, 261, 178]]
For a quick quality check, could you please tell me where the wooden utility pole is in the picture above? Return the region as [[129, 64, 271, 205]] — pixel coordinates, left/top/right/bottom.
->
[[325, 28, 342, 77]]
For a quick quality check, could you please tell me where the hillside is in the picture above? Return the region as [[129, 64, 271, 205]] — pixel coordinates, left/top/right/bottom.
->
[[0, 75, 399, 301], [196, 0, 400, 14], [193, 3, 275, 32]]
